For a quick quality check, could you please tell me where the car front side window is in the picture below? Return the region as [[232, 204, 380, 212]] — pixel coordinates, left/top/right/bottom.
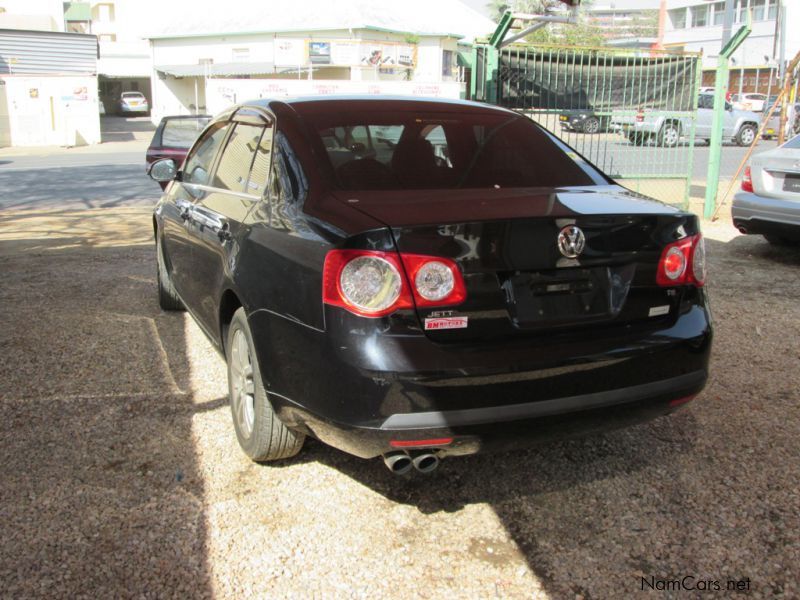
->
[[183, 122, 231, 186], [213, 123, 265, 193]]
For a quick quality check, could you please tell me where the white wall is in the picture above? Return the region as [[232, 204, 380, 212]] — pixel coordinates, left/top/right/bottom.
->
[[0, 0, 64, 31], [0, 75, 101, 146], [204, 78, 465, 115]]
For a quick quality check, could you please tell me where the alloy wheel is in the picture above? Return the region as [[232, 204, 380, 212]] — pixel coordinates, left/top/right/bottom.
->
[[230, 328, 255, 439]]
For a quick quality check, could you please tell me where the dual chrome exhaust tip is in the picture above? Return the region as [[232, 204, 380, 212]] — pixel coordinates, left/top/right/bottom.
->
[[383, 451, 440, 475]]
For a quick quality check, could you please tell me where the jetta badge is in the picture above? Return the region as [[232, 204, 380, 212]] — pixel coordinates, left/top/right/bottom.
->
[[557, 225, 586, 259]]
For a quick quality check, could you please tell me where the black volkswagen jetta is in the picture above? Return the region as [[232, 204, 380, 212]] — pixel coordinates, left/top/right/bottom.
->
[[148, 96, 711, 475]]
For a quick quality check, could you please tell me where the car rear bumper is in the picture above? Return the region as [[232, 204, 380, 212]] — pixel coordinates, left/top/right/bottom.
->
[[120, 105, 148, 113], [279, 370, 706, 459], [732, 190, 800, 233], [251, 299, 712, 459]]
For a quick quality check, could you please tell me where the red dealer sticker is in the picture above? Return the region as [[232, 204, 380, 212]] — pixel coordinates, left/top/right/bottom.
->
[[424, 316, 468, 331]]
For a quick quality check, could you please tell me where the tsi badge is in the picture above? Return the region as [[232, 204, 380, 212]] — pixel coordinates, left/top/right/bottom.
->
[[557, 225, 586, 259]]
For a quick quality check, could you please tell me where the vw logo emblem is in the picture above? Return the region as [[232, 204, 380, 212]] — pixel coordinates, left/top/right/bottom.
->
[[557, 225, 586, 259]]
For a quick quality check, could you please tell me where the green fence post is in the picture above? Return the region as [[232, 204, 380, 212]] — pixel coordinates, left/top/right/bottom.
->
[[470, 44, 479, 101], [486, 45, 500, 105], [684, 55, 703, 210], [704, 20, 751, 219]]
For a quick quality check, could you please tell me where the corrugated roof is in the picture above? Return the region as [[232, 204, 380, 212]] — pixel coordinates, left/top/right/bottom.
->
[[145, 0, 496, 43], [0, 29, 97, 75]]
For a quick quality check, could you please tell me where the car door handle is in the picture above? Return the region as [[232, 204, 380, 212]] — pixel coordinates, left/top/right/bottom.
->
[[217, 223, 232, 242], [192, 208, 231, 242]]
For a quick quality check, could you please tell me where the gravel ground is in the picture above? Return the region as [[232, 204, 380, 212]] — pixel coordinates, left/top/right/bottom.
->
[[1, 206, 799, 599]]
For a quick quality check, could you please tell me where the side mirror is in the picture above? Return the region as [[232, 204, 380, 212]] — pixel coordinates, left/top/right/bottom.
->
[[147, 158, 177, 183]]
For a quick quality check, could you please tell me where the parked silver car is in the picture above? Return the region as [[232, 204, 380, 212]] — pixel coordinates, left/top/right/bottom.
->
[[732, 133, 800, 245], [613, 94, 760, 148], [118, 91, 149, 116]]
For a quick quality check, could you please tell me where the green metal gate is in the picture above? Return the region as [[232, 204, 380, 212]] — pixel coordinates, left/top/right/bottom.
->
[[471, 43, 702, 208]]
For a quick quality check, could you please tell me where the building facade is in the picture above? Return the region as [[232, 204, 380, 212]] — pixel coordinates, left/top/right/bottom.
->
[[663, 0, 799, 95], [146, 0, 495, 122], [0, 28, 101, 146]]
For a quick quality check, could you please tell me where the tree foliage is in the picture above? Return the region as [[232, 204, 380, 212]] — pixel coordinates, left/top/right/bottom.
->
[[486, 0, 658, 48]]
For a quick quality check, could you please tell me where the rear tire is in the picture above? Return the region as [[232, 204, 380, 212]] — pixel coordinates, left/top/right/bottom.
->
[[736, 124, 757, 146], [658, 122, 680, 148], [628, 132, 645, 145], [226, 308, 305, 462], [157, 236, 184, 311]]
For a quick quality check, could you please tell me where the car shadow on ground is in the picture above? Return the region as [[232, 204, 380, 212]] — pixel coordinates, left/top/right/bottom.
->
[[0, 239, 215, 598]]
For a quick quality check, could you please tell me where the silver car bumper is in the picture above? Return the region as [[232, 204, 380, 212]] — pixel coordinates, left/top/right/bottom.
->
[[732, 191, 800, 227]]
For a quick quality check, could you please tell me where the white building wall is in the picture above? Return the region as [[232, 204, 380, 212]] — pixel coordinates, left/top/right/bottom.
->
[[204, 78, 465, 114], [0, 0, 64, 32], [0, 75, 101, 146], [414, 37, 442, 82]]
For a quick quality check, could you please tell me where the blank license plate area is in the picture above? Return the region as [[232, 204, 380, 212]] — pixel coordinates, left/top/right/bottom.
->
[[783, 174, 800, 193], [503, 267, 632, 329]]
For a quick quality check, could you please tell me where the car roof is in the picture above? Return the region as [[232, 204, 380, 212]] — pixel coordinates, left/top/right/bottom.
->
[[240, 95, 518, 117]]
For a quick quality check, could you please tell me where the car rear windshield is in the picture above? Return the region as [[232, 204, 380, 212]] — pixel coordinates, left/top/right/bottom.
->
[[161, 118, 211, 148], [305, 110, 607, 190], [122, 92, 144, 98]]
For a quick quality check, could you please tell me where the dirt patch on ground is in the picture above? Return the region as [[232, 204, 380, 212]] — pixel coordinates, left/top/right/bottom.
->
[[1, 210, 798, 598]]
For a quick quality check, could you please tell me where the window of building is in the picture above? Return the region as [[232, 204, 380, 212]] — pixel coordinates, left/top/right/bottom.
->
[[768, 0, 778, 19], [752, 0, 766, 20], [690, 5, 708, 27], [94, 3, 115, 22], [98, 34, 116, 42], [442, 50, 454, 78], [712, 2, 725, 26], [736, 0, 748, 22], [669, 8, 686, 29]]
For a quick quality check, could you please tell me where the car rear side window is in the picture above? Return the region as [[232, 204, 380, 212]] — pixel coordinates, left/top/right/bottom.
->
[[183, 121, 230, 186], [306, 110, 603, 190], [213, 123, 264, 193], [246, 126, 273, 195]]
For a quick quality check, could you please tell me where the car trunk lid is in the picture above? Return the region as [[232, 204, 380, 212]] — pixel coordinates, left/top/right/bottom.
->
[[334, 185, 696, 342], [751, 148, 800, 199]]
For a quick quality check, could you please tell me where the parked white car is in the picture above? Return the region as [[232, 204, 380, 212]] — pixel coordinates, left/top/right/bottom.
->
[[732, 133, 800, 245], [732, 93, 767, 112]]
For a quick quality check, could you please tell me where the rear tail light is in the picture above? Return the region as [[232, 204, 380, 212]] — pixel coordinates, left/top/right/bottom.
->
[[635, 109, 645, 122], [323, 249, 466, 317], [400, 254, 467, 308], [657, 234, 705, 287], [741, 166, 754, 192]]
